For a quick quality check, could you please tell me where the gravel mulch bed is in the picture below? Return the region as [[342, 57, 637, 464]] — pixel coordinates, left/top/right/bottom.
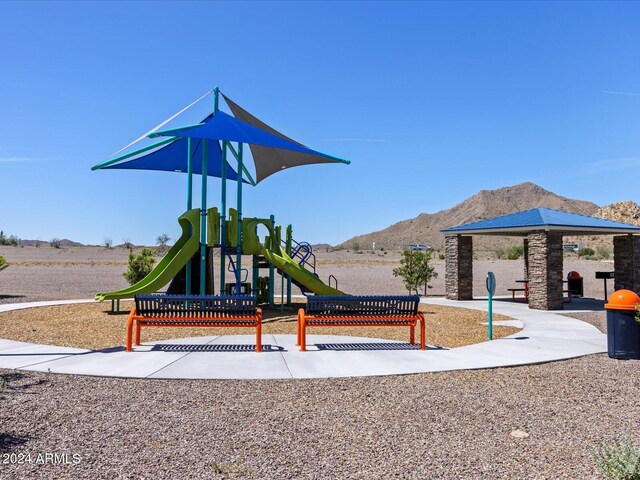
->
[[0, 302, 517, 350], [1, 354, 639, 479]]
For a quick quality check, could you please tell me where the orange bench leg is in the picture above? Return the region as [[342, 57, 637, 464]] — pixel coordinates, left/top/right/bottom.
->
[[126, 308, 136, 352], [410, 324, 415, 345], [256, 309, 262, 352], [300, 316, 307, 352], [419, 314, 426, 350]]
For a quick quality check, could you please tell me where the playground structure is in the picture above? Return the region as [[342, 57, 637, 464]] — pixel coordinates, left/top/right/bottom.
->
[[93, 88, 348, 306]]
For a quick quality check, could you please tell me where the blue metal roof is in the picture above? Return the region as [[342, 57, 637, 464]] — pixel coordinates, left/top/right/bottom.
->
[[441, 207, 640, 234]]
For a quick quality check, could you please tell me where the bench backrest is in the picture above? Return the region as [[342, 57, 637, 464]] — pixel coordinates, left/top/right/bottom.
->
[[135, 294, 257, 317], [305, 295, 420, 317]]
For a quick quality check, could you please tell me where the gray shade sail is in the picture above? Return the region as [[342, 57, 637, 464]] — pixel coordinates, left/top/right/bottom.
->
[[222, 94, 348, 183]]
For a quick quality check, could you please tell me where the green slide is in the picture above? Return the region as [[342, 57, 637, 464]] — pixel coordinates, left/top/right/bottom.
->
[[242, 216, 345, 296], [95, 209, 201, 301], [262, 244, 345, 296]]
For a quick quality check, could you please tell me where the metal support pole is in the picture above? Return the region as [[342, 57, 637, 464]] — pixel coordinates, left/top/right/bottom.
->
[[199, 139, 208, 295], [269, 215, 275, 307], [220, 141, 227, 295], [236, 143, 243, 294], [286, 225, 292, 305], [252, 255, 259, 298], [186, 137, 193, 295]]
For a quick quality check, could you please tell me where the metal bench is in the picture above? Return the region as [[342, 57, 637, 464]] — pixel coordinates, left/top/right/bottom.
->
[[127, 294, 262, 352], [297, 295, 426, 351]]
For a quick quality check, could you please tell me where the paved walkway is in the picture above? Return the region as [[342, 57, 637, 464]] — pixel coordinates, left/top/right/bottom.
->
[[0, 298, 607, 379]]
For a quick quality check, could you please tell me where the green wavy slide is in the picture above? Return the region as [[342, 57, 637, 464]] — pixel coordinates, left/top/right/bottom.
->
[[95, 209, 200, 302], [241, 216, 345, 296]]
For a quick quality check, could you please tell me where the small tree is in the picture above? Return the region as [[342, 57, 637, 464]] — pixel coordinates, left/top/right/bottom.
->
[[122, 238, 133, 251], [123, 248, 156, 285], [156, 233, 171, 252], [103, 237, 113, 249], [352, 242, 361, 253], [50, 238, 61, 249], [393, 250, 438, 295]]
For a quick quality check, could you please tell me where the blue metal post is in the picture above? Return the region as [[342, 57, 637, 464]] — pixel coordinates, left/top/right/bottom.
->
[[220, 141, 227, 295], [186, 137, 193, 295], [487, 271, 495, 340], [199, 139, 208, 295], [235, 142, 243, 294]]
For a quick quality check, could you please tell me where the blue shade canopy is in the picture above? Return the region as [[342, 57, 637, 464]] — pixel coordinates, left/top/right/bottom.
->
[[101, 135, 243, 182], [151, 106, 349, 184], [441, 207, 640, 235]]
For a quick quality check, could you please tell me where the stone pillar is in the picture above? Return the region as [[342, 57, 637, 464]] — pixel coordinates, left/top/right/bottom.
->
[[527, 231, 563, 310], [523, 238, 529, 280], [445, 235, 473, 300], [614, 235, 640, 292]]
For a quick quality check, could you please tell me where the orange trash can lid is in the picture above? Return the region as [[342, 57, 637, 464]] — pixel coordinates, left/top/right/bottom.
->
[[605, 289, 640, 310], [567, 271, 582, 280]]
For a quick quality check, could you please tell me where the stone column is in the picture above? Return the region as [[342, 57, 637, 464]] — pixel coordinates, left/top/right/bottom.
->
[[526, 231, 563, 310], [523, 238, 529, 280], [445, 235, 473, 300], [614, 235, 640, 292]]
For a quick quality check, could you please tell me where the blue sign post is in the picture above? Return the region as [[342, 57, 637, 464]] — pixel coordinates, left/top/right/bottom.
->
[[486, 272, 496, 340]]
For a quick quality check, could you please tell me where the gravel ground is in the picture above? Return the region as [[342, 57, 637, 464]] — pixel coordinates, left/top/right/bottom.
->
[[1, 355, 639, 479], [0, 246, 616, 302], [1, 245, 635, 479]]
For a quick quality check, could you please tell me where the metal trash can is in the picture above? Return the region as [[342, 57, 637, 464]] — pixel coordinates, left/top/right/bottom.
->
[[605, 290, 640, 360], [567, 271, 584, 297]]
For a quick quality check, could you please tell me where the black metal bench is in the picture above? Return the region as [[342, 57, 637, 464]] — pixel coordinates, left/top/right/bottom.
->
[[297, 295, 426, 351], [127, 294, 262, 352]]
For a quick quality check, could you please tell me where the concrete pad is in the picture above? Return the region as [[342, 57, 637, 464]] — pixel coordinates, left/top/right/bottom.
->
[[0, 297, 608, 379]]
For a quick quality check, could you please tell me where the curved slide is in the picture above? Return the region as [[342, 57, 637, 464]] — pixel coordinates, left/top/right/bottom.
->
[[95, 209, 200, 301], [241, 216, 345, 296], [261, 244, 345, 296]]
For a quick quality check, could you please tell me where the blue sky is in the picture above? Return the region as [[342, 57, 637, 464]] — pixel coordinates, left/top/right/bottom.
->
[[1, 1, 640, 246]]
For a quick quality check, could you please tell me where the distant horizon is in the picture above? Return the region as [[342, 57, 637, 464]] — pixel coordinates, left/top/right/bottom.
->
[[1, 180, 636, 249], [2, 2, 640, 245]]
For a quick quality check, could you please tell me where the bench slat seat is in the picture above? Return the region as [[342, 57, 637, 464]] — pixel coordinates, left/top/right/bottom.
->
[[127, 294, 262, 352], [297, 295, 426, 351]]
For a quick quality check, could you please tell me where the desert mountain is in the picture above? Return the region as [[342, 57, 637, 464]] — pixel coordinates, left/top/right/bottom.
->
[[338, 182, 601, 250], [594, 201, 640, 226]]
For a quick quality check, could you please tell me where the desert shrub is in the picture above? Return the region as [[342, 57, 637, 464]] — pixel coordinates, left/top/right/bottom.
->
[[50, 238, 61, 249], [578, 247, 595, 258], [123, 248, 156, 285], [438, 253, 445, 260], [0, 256, 6, 267], [352, 242, 361, 253], [597, 245, 611, 260], [393, 250, 438, 295], [494, 247, 506, 259], [507, 245, 524, 260], [103, 238, 113, 249], [590, 436, 640, 480]]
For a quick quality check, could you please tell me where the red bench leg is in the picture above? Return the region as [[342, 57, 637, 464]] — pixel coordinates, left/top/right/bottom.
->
[[410, 324, 415, 345], [300, 316, 307, 352], [256, 309, 262, 353]]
